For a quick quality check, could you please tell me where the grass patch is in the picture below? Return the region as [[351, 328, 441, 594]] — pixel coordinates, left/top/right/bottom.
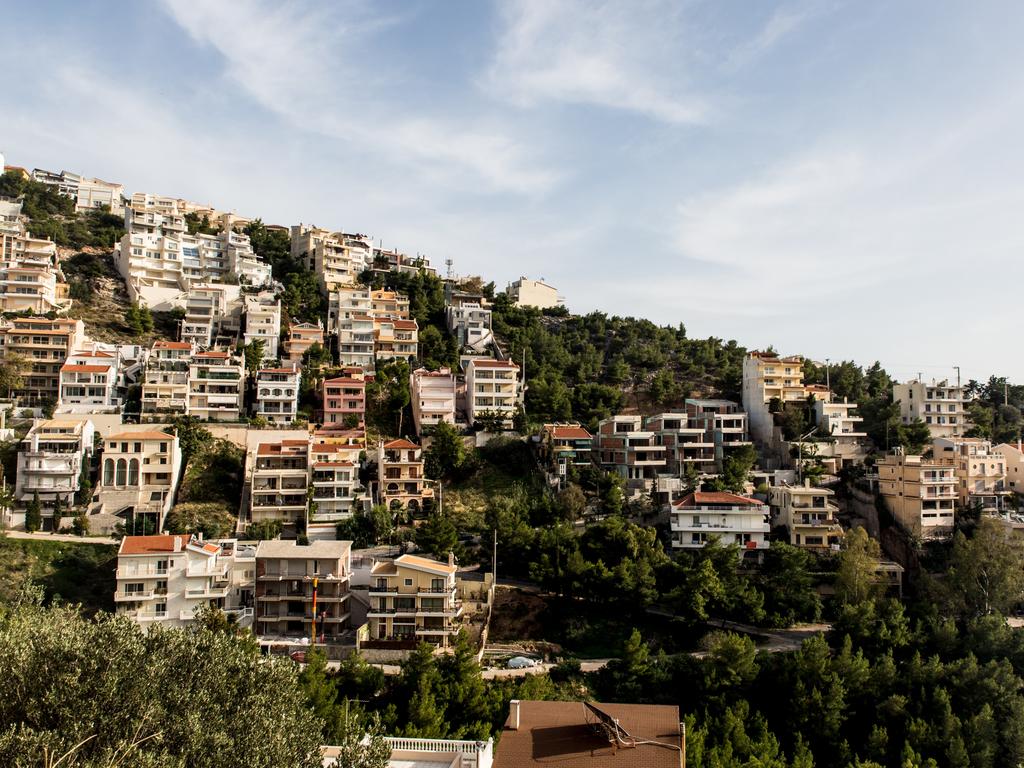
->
[[0, 537, 116, 614]]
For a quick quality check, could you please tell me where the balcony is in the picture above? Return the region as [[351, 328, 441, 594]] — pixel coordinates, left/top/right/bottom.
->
[[114, 589, 159, 602], [116, 565, 168, 578], [186, 562, 229, 578], [185, 585, 230, 599]]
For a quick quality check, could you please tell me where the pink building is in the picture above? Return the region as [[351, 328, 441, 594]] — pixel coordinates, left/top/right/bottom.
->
[[323, 373, 366, 428]]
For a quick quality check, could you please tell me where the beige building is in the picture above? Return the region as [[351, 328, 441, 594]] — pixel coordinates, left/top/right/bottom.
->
[[465, 358, 520, 429], [374, 317, 418, 362], [309, 436, 364, 525], [291, 225, 371, 293], [933, 437, 1008, 512], [410, 367, 457, 435], [255, 539, 352, 646], [31, 168, 125, 216], [282, 320, 324, 365], [367, 553, 461, 649], [877, 452, 956, 538], [330, 285, 375, 369], [58, 349, 120, 413], [769, 483, 843, 551], [0, 316, 85, 405], [370, 288, 410, 319], [892, 379, 967, 438], [187, 350, 245, 421], [249, 440, 309, 526], [741, 351, 805, 447], [115, 535, 254, 629], [595, 414, 668, 499], [995, 442, 1024, 495], [379, 439, 433, 515], [96, 430, 182, 530], [507, 277, 561, 309], [141, 340, 192, 420]]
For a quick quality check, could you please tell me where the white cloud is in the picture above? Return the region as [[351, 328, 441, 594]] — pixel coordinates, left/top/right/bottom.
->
[[726, 4, 823, 70], [159, 0, 558, 194], [484, 0, 709, 124]]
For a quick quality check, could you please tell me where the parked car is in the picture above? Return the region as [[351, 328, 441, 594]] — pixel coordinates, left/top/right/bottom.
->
[[507, 656, 539, 669]]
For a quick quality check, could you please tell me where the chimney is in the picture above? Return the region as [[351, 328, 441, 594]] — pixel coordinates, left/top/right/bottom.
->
[[803, 478, 810, 488], [509, 700, 521, 730], [174, 536, 183, 552], [448, 551, 455, 569]]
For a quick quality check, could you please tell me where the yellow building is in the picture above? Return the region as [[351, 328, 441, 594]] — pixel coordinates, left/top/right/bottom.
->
[[367, 554, 461, 650], [769, 482, 843, 550], [877, 452, 956, 538], [933, 437, 1008, 512]]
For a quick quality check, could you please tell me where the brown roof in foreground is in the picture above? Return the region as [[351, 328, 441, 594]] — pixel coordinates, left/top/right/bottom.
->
[[673, 491, 763, 508], [106, 431, 175, 442], [383, 439, 419, 450], [550, 425, 592, 440], [494, 700, 682, 768]]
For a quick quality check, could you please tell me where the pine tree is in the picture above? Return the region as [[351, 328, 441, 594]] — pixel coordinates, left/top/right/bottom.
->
[[24, 491, 42, 533]]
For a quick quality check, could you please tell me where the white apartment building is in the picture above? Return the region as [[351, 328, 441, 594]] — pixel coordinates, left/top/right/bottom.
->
[[892, 379, 967, 439], [309, 439, 363, 524], [250, 440, 309, 525], [291, 225, 372, 293], [116, 195, 269, 308], [507, 277, 561, 309], [465, 358, 520, 430], [188, 350, 245, 422], [410, 367, 457, 435], [0, 259, 69, 315], [877, 452, 957, 538], [669, 491, 771, 556], [180, 284, 241, 350], [31, 168, 125, 215], [16, 419, 95, 520], [57, 349, 120, 412], [331, 285, 375, 369], [811, 391, 868, 464], [243, 292, 281, 361], [254, 365, 300, 425], [446, 302, 493, 351], [96, 430, 182, 529], [141, 340, 192, 420], [115, 535, 255, 629], [933, 437, 1008, 512], [769, 483, 843, 551]]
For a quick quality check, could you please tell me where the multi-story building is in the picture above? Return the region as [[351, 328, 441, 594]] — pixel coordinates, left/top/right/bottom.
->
[[669, 491, 771, 555], [254, 539, 352, 646], [114, 534, 254, 628], [0, 317, 85, 405], [322, 372, 366, 428], [249, 440, 309, 525], [369, 289, 410, 319], [933, 437, 1008, 512], [769, 483, 843, 551], [254, 365, 300, 425], [282, 320, 324, 365], [243, 292, 281, 361], [96, 430, 182, 529], [0, 256, 70, 315], [291, 225, 371, 293], [331, 285, 375, 369], [370, 246, 435, 276], [742, 351, 805, 447], [878, 452, 957, 538], [995, 442, 1024, 495], [57, 349, 120, 412], [595, 414, 668, 498], [465, 358, 520, 430], [16, 419, 95, 523], [647, 400, 751, 478], [115, 196, 270, 308], [367, 553, 460, 649], [379, 439, 433, 514], [187, 350, 244, 421], [31, 168, 125, 215], [180, 284, 241, 350], [309, 433, 365, 525], [410, 367, 457, 435], [814, 394, 866, 443], [539, 423, 593, 475], [892, 379, 967, 438], [506, 277, 561, 309], [446, 301, 493, 351], [374, 317, 418, 362], [141, 340, 192, 420]]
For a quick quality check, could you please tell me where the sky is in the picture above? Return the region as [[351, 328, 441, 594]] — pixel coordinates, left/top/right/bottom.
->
[[2, 0, 1022, 383]]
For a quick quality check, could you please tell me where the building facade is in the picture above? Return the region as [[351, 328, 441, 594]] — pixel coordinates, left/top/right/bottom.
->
[[0, 317, 85, 405], [96, 430, 182, 529], [769, 483, 843, 550], [878, 452, 957, 537], [187, 350, 245, 421], [141, 340, 192, 420], [669, 491, 771, 554], [892, 379, 967, 439], [464, 358, 520, 429], [367, 554, 460, 649], [254, 366, 300, 425], [506, 277, 560, 309], [16, 419, 95, 519], [379, 439, 433, 514], [410, 367, 457, 435], [249, 440, 309, 525]]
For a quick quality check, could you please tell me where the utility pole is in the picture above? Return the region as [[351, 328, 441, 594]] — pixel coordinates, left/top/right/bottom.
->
[[492, 527, 497, 590], [825, 358, 830, 392]]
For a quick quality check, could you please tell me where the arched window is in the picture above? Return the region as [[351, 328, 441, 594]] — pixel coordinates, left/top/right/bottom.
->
[[128, 459, 140, 486], [103, 458, 114, 485], [115, 459, 127, 486]]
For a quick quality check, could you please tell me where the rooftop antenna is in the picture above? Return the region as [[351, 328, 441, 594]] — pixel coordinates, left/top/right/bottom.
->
[[445, 258, 454, 280]]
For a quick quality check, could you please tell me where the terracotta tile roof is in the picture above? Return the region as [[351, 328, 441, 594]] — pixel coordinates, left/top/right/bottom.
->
[[119, 534, 191, 555], [674, 491, 763, 508], [493, 700, 682, 768], [392, 319, 418, 330], [395, 554, 456, 573], [470, 359, 519, 369], [257, 441, 308, 455], [312, 461, 355, 468], [324, 377, 365, 385], [383, 439, 419, 450], [106, 431, 175, 441], [550, 426, 591, 439], [194, 351, 230, 359], [258, 367, 299, 375], [153, 341, 191, 350]]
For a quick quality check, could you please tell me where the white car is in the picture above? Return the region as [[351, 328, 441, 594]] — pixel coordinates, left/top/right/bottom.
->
[[507, 656, 539, 669]]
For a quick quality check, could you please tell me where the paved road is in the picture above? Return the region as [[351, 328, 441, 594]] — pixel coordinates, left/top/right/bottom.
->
[[4, 531, 117, 545]]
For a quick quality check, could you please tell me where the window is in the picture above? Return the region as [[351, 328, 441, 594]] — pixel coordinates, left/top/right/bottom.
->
[[128, 459, 139, 485], [404, 578, 413, 586], [103, 458, 114, 485], [115, 459, 127, 486]]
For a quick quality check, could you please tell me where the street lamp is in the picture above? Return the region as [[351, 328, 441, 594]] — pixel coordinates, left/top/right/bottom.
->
[[796, 428, 817, 484]]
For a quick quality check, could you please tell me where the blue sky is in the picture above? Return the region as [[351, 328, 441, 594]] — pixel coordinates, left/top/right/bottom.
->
[[3, 1, 1023, 382]]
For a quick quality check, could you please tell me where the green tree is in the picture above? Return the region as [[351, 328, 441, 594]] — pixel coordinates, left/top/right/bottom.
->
[[415, 513, 458, 560], [24, 491, 41, 533], [247, 519, 283, 540], [945, 517, 1024, 618], [557, 483, 586, 521], [759, 542, 821, 626], [244, 338, 266, 373], [0, 596, 323, 767], [51, 494, 65, 531], [424, 420, 467, 480], [835, 526, 882, 605], [71, 512, 89, 537]]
